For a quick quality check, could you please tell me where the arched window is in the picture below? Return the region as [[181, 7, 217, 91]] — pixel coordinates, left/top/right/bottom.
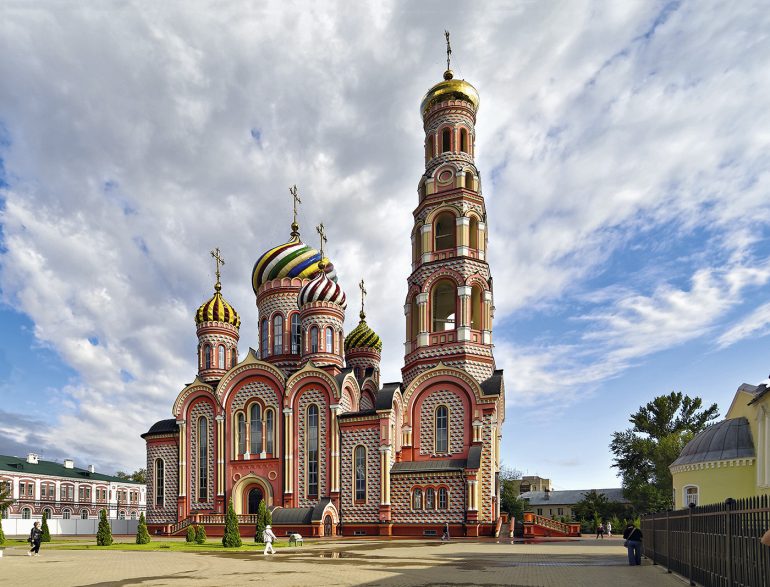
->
[[438, 487, 448, 509], [81, 509, 89, 520], [325, 327, 333, 352], [236, 413, 246, 455], [410, 297, 420, 339], [355, 446, 366, 502], [307, 404, 319, 498], [273, 314, 283, 355], [265, 409, 274, 454], [465, 171, 473, 190], [198, 344, 202, 367], [434, 212, 455, 251], [204, 345, 211, 369], [310, 327, 319, 353], [432, 280, 456, 332], [42, 508, 52, 520], [22, 507, 31, 519], [291, 314, 301, 354], [231, 347, 238, 368], [469, 216, 479, 249], [412, 229, 421, 264], [118, 510, 126, 520], [198, 416, 208, 500], [154, 458, 164, 507], [250, 404, 263, 455], [426, 487, 436, 510], [261, 319, 269, 358], [218, 345, 225, 368], [460, 128, 468, 153], [435, 405, 448, 453], [685, 486, 698, 506], [426, 135, 434, 161], [62, 509, 71, 519], [412, 488, 423, 510], [442, 128, 451, 152], [471, 285, 482, 330]]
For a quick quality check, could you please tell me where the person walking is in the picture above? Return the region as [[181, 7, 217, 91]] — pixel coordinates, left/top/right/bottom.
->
[[263, 524, 277, 555], [28, 521, 43, 557], [623, 522, 644, 566], [762, 528, 770, 547], [606, 521, 612, 537], [596, 522, 605, 539], [441, 522, 450, 541]]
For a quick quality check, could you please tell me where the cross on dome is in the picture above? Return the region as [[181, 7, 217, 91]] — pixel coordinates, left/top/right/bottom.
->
[[210, 247, 225, 291], [359, 278, 367, 320], [316, 222, 327, 268], [290, 184, 302, 237]]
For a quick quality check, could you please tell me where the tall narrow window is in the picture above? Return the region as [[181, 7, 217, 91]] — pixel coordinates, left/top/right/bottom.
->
[[231, 347, 238, 368], [325, 327, 333, 352], [685, 486, 698, 506], [410, 297, 419, 339], [412, 488, 423, 510], [471, 286, 482, 330], [435, 406, 448, 453], [237, 413, 246, 455], [310, 327, 319, 353], [355, 446, 366, 502], [291, 314, 301, 354], [204, 345, 211, 369], [469, 216, 479, 249], [465, 171, 473, 190], [261, 319, 269, 358], [266, 409, 274, 454], [63, 509, 71, 519], [438, 487, 448, 509], [22, 507, 31, 519], [460, 128, 468, 153], [307, 405, 319, 497], [432, 281, 456, 332], [155, 458, 164, 507], [426, 487, 436, 509], [426, 135, 434, 161], [218, 345, 225, 368], [273, 315, 283, 355], [434, 212, 456, 251], [442, 128, 451, 152], [250, 404, 263, 455], [198, 417, 208, 500]]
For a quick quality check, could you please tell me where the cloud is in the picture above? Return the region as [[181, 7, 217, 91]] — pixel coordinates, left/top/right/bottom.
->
[[717, 301, 770, 349]]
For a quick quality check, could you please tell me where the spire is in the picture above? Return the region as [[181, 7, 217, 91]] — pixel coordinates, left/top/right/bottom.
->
[[443, 30, 453, 80], [210, 247, 225, 292], [316, 222, 327, 269], [359, 278, 367, 321], [290, 184, 302, 238]]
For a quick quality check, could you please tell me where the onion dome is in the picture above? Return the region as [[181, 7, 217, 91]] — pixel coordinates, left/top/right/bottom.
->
[[420, 69, 480, 116], [195, 282, 241, 328], [252, 235, 337, 294], [345, 316, 382, 352], [298, 270, 347, 309]]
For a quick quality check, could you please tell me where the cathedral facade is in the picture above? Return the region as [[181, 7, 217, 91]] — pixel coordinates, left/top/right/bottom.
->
[[143, 62, 505, 537]]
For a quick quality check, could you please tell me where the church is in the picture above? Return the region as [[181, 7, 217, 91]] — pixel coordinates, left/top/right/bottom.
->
[[142, 53, 506, 538]]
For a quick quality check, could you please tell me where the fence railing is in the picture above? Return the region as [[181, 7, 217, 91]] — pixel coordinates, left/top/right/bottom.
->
[[641, 495, 770, 587]]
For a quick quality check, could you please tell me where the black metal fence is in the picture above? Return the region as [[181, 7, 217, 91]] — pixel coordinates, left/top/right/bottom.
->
[[641, 495, 770, 587]]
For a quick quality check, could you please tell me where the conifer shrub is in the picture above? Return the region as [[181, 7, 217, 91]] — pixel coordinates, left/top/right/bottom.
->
[[222, 498, 242, 548], [0, 518, 5, 545], [96, 509, 113, 546], [186, 525, 196, 543], [41, 510, 51, 542], [195, 524, 207, 544], [136, 512, 150, 544], [255, 499, 268, 543]]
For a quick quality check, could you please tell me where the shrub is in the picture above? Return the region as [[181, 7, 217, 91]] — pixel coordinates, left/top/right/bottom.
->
[[222, 498, 242, 548], [96, 510, 113, 546], [0, 518, 5, 545], [186, 525, 196, 543], [136, 512, 150, 544], [195, 524, 207, 544], [41, 511, 51, 542], [255, 500, 268, 543]]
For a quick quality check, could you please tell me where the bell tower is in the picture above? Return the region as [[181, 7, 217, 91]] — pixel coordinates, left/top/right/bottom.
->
[[402, 34, 495, 386]]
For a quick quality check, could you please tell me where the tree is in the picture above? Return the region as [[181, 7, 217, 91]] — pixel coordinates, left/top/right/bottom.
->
[[195, 524, 207, 544], [255, 499, 268, 543], [115, 469, 147, 484], [136, 512, 150, 544], [222, 498, 242, 548], [499, 466, 526, 521], [96, 509, 113, 546], [610, 391, 719, 513], [41, 510, 51, 542], [186, 525, 196, 543], [0, 482, 11, 545]]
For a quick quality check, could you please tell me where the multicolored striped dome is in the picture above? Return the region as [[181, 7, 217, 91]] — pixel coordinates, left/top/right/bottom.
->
[[252, 235, 337, 293], [345, 317, 382, 352], [195, 284, 241, 328], [298, 271, 347, 309]]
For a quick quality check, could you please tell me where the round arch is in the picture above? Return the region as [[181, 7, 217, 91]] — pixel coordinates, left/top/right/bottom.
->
[[232, 474, 274, 514]]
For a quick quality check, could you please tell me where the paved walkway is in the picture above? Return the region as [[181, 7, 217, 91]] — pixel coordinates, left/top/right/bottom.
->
[[1, 536, 686, 586]]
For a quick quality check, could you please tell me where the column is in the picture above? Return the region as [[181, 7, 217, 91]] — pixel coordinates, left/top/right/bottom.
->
[[404, 302, 412, 354], [477, 221, 486, 260], [482, 290, 493, 345], [490, 422, 498, 518], [456, 216, 470, 257], [421, 224, 432, 263], [457, 285, 471, 341], [758, 412, 765, 487], [380, 445, 392, 505], [765, 411, 770, 487], [416, 293, 429, 347], [329, 405, 340, 494], [283, 408, 293, 497], [215, 415, 224, 497], [177, 420, 187, 497]]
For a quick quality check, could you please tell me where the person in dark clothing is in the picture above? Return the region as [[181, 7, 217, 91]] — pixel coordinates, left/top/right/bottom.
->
[[28, 521, 43, 556], [623, 523, 643, 566], [596, 522, 605, 539], [441, 522, 450, 541]]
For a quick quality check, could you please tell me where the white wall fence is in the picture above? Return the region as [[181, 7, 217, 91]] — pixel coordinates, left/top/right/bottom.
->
[[1, 517, 139, 536]]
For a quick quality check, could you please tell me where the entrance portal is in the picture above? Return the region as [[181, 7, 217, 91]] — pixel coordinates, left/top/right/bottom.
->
[[248, 488, 264, 514], [324, 514, 333, 536]]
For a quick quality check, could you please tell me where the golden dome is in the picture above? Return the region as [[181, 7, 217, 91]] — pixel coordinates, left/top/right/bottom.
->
[[420, 70, 480, 116], [195, 283, 241, 329]]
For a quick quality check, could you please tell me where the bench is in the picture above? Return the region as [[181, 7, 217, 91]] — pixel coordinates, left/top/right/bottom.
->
[[288, 533, 303, 546]]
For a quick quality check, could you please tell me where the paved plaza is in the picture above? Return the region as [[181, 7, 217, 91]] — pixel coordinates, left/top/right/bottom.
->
[[0, 536, 686, 587]]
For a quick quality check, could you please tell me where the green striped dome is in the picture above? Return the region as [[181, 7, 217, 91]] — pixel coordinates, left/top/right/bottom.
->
[[344, 317, 382, 352]]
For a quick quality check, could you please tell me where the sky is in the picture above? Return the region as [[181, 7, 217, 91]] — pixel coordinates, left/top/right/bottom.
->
[[1, 0, 769, 490]]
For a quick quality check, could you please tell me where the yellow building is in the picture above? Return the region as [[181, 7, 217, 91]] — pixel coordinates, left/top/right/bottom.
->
[[670, 381, 770, 508]]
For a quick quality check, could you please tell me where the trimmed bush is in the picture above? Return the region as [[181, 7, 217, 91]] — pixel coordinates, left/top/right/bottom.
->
[[136, 512, 150, 544], [255, 499, 268, 543], [222, 498, 242, 548], [41, 510, 51, 542], [186, 525, 196, 543], [96, 509, 113, 546], [195, 524, 207, 544], [0, 518, 5, 545]]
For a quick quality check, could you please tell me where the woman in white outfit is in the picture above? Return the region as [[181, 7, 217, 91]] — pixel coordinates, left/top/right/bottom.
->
[[263, 525, 277, 555]]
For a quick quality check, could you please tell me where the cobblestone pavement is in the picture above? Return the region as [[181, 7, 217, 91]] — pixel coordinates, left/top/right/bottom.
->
[[0, 536, 686, 586]]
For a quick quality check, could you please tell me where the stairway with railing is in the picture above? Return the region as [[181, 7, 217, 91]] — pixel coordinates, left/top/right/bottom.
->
[[522, 512, 581, 537]]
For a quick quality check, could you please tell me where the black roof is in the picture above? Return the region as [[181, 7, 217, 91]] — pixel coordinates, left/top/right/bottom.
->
[[749, 383, 770, 405], [520, 488, 628, 506], [141, 419, 178, 438], [334, 368, 354, 388], [671, 417, 755, 466], [311, 498, 332, 522], [375, 382, 402, 411], [338, 410, 377, 420], [271, 507, 313, 525], [480, 370, 504, 396], [391, 459, 466, 474]]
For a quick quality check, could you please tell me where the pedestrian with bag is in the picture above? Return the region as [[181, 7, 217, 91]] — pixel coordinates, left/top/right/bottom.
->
[[623, 522, 643, 566], [28, 521, 43, 557], [263, 524, 277, 555]]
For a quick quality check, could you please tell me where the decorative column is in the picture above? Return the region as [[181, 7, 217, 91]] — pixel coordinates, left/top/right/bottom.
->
[[421, 224, 432, 264], [215, 414, 224, 499], [283, 408, 293, 505], [379, 443, 393, 534], [457, 285, 471, 341], [472, 417, 483, 443], [482, 290, 493, 345], [329, 405, 340, 495], [416, 293, 429, 347], [456, 216, 470, 257], [177, 420, 187, 497], [477, 221, 486, 260]]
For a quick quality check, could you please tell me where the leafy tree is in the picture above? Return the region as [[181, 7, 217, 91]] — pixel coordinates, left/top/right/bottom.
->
[[136, 512, 150, 544], [115, 469, 147, 483], [255, 499, 268, 543], [222, 498, 242, 548], [96, 509, 113, 546], [186, 525, 196, 543], [195, 524, 207, 544], [41, 510, 51, 542], [0, 518, 4, 545], [0, 482, 12, 545], [499, 466, 526, 522], [610, 391, 718, 513]]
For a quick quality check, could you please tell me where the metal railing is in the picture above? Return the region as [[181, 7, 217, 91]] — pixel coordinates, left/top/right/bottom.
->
[[641, 495, 770, 587]]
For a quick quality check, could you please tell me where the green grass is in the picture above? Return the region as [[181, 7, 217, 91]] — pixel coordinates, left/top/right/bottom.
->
[[4, 538, 294, 552]]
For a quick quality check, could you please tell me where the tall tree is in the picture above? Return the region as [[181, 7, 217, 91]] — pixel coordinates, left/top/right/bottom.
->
[[610, 391, 719, 513], [115, 469, 147, 484], [499, 466, 526, 521], [96, 509, 113, 546], [135, 512, 150, 544], [222, 498, 242, 548], [41, 510, 51, 542], [0, 483, 12, 545]]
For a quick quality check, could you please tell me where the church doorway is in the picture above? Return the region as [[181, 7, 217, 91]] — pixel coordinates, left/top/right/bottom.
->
[[248, 488, 264, 514], [324, 514, 333, 536]]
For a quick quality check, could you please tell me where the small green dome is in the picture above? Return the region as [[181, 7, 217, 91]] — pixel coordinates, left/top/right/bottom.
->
[[345, 317, 382, 352]]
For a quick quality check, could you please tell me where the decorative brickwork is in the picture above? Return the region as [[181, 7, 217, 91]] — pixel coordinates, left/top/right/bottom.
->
[[146, 440, 178, 524], [408, 258, 490, 288], [339, 387, 353, 414], [480, 413, 493, 522], [419, 390, 464, 456], [231, 380, 280, 412], [390, 472, 464, 524], [188, 402, 215, 510], [360, 394, 374, 411], [340, 425, 380, 523], [296, 389, 328, 508]]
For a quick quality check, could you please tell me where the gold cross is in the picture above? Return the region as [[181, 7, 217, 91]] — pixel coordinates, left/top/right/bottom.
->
[[445, 30, 452, 71], [316, 223, 327, 259], [210, 247, 225, 287], [359, 279, 367, 320], [290, 185, 302, 237]]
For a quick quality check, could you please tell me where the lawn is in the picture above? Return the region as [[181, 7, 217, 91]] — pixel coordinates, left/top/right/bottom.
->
[[2, 538, 297, 552]]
